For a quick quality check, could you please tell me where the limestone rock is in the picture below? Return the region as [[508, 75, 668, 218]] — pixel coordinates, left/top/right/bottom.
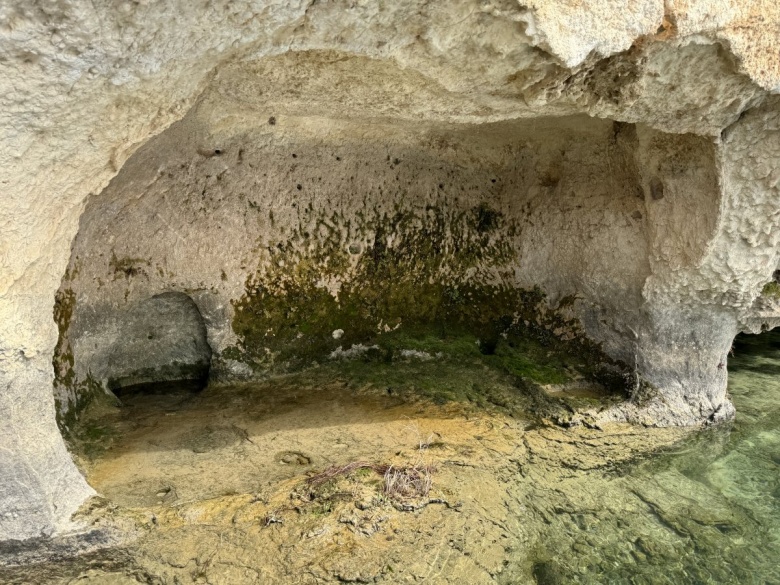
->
[[73, 292, 211, 394], [1, 0, 780, 544]]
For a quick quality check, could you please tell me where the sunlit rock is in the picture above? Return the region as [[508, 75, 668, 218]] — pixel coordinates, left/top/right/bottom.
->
[[1, 0, 779, 547]]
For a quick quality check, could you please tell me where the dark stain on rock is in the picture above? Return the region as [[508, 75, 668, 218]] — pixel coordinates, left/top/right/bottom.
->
[[471, 203, 501, 234]]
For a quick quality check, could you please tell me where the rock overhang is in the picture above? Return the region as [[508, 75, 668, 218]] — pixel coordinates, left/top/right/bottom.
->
[[1, 0, 780, 543]]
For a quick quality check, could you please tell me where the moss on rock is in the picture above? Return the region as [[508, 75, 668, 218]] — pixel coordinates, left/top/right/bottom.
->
[[761, 280, 780, 299], [228, 205, 630, 400]]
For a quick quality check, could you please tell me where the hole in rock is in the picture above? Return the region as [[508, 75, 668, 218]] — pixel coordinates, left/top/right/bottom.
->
[[102, 291, 212, 398]]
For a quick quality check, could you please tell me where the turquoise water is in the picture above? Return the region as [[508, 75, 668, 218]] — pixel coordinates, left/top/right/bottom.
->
[[531, 332, 780, 584]]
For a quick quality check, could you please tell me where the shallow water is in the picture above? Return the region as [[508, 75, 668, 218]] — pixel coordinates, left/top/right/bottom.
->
[[2, 334, 779, 584], [530, 332, 780, 585]]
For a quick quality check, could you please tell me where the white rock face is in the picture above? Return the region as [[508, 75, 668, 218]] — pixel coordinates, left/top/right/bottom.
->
[[1, 0, 779, 542]]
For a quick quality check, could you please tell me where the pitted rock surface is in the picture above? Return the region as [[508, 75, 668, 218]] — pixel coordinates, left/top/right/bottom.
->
[[2, 0, 780, 546]]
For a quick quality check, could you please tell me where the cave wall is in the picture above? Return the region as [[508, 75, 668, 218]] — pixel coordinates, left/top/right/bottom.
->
[[57, 95, 652, 419], [2, 0, 780, 542], [56, 57, 775, 429]]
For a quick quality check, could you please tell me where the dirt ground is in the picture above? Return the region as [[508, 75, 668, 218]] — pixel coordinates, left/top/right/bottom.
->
[[4, 334, 779, 585]]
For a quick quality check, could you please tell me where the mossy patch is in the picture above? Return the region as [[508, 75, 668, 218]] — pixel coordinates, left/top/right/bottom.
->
[[61, 381, 124, 463], [109, 251, 150, 279], [227, 203, 629, 401], [53, 287, 76, 391], [71, 419, 117, 461], [230, 205, 521, 370], [761, 280, 780, 299], [53, 287, 102, 430], [303, 328, 624, 423], [52, 284, 114, 439]]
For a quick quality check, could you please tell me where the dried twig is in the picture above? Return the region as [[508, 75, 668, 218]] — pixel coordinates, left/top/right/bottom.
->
[[305, 462, 389, 488], [305, 460, 437, 504], [382, 463, 436, 500], [393, 498, 462, 512]]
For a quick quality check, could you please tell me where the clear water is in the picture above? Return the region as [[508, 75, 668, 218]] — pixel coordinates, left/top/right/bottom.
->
[[2, 334, 779, 584], [530, 332, 780, 585]]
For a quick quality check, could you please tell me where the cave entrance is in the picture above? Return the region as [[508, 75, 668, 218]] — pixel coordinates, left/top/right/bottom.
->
[[728, 329, 780, 410], [54, 108, 647, 425]]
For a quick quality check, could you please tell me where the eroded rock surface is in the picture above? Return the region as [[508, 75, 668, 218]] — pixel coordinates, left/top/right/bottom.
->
[[69, 291, 211, 396], [1, 0, 780, 546]]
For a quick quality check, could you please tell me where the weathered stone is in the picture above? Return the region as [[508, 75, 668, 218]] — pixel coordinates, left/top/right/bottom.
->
[[71, 292, 211, 394], [1, 0, 780, 545]]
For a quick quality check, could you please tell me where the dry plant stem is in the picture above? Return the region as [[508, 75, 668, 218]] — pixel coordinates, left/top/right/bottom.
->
[[306, 462, 390, 488], [383, 463, 435, 500], [305, 460, 437, 502]]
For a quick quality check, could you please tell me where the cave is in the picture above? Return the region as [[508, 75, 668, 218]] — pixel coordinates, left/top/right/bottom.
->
[[60, 107, 654, 412], [64, 291, 211, 399], [52, 48, 774, 440], [2, 2, 780, 583]]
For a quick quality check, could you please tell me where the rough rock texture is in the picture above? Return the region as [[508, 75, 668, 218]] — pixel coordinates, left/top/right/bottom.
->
[[60, 109, 647, 387], [1, 0, 780, 543], [65, 291, 211, 399]]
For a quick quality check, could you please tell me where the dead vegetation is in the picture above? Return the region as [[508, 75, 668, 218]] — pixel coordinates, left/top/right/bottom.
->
[[304, 460, 435, 503], [289, 422, 443, 521], [382, 463, 433, 500], [305, 461, 385, 488]]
